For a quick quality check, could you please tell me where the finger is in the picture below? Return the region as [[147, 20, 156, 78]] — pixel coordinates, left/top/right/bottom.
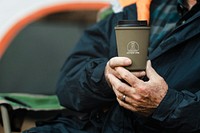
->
[[117, 97, 151, 116], [107, 73, 127, 93], [118, 93, 142, 106], [117, 97, 138, 112], [115, 67, 142, 87], [108, 73, 134, 98], [109, 57, 131, 68], [131, 71, 146, 78], [146, 60, 161, 80]]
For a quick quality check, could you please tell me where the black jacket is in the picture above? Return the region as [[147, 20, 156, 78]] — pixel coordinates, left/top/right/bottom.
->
[[56, 1, 200, 133]]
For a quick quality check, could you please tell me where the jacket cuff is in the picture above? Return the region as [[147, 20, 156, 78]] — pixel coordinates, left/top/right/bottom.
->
[[151, 88, 183, 121], [89, 60, 115, 97]]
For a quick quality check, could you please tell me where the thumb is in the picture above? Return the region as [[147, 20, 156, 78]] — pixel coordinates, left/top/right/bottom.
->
[[146, 60, 160, 80]]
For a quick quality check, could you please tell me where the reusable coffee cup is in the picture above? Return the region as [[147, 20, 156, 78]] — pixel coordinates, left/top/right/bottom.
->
[[115, 20, 150, 71]]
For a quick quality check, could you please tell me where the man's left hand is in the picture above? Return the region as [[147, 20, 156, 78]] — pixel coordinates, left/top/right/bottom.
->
[[107, 60, 168, 116]]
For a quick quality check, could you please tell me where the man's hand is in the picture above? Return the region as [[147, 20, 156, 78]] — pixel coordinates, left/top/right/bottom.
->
[[105, 57, 146, 87], [107, 60, 168, 116]]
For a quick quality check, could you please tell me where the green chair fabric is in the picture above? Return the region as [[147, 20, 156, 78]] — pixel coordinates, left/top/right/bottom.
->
[[0, 93, 65, 133], [0, 93, 63, 110]]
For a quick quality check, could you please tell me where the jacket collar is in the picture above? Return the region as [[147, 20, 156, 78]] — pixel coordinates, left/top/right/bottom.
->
[[177, 0, 189, 16], [149, 9, 200, 60], [177, 1, 200, 25]]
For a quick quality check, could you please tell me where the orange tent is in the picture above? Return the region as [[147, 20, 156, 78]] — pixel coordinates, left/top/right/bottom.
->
[[0, 1, 109, 59]]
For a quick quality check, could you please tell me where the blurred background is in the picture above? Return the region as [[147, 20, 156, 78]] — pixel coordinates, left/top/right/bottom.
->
[[0, 1, 138, 132], [0, 0, 110, 95]]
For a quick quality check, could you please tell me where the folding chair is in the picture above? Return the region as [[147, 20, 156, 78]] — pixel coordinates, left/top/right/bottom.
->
[[0, 105, 11, 133], [0, 93, 67, 133]]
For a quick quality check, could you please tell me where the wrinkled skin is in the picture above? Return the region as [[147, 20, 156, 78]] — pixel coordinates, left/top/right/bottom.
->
[[105, 57, 168, 116]]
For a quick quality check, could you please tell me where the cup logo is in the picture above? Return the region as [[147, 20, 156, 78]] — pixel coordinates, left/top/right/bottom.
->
[[127, 41, 140, 54]]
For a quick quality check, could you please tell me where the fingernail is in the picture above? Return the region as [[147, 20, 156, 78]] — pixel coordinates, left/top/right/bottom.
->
[[125, 59, 131, 65], [141, 71, 146, 75], [147, 60, 151, 68]]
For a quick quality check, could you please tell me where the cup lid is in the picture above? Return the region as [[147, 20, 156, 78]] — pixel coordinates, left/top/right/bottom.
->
[[117, 20, 147, 27]]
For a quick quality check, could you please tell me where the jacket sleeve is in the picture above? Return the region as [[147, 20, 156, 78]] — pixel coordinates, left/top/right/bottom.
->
[[151, 88, 200, 132], [150, 9, 200, 132], [56, 13, 120, 112], [56, 4, 137, 113]]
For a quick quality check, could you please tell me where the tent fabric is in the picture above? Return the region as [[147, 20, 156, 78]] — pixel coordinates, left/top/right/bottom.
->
[[0, 1, 109, 132], [0, 0, 109, 59]]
